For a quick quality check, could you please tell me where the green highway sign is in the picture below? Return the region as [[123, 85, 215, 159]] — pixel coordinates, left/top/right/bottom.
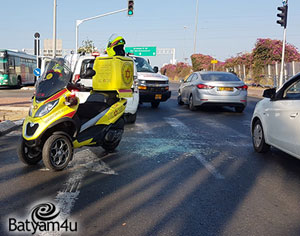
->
[[125, 47, 157, 56]]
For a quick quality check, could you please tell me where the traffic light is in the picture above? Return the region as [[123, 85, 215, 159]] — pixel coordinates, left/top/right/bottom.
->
[[128, 0, 134, 16], [277, 5, 288, 28]]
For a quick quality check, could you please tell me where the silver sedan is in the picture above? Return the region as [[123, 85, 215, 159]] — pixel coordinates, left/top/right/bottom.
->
[[178, 71, 247, 112]]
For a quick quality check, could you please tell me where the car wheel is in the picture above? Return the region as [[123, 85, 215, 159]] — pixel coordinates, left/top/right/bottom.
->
[[189, 95, 196, 111], [235, 106, 245, 113], [17, 137, 42, 165], [177, 94, 184, 105], [42, 134, 73, 171], [126, 112, 137, 124], [17, 77, 22, 89], [151, 101, 160, 108], [252, 119, 270, 153]]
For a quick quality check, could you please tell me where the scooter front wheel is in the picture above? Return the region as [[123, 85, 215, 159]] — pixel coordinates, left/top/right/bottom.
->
[[17, 137, 42, 165], [42, 134, 73, 171]]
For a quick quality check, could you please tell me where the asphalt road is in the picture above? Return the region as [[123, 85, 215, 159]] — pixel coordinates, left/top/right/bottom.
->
[[1, 83, 300, 236]]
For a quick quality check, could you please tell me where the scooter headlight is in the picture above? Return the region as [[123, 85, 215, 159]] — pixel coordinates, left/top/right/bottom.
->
[[34, 100, 59, 117]]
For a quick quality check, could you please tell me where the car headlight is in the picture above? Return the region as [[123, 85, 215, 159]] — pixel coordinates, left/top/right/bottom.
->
[[34, 100, 59, 117], [139, 80, 146, 85]]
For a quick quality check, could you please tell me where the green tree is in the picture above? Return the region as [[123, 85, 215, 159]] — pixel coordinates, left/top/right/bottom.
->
[[191, 54, 214, 71], [252, 38, 300, 82], [77, 39, 96, 54]]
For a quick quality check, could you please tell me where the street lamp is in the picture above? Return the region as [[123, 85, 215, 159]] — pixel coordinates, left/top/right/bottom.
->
[[183, 26, 188, 62], [193, 0, 199, 54], [75, 8, 127, 54], [53, 0, 57, 58]]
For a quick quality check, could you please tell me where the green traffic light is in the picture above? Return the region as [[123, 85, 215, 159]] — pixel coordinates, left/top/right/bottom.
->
[[128, 10, 133, 15]]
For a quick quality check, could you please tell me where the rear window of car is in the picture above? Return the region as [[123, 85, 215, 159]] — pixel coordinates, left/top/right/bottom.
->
[[80, 59, 94, 77], [201, 73, 241, 82]]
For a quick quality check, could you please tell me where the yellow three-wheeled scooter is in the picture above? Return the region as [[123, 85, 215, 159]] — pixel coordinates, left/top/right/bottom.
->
[[18, 56, 133, 171]]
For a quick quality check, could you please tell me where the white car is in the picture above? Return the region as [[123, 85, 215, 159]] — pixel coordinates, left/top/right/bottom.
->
[[251, 73, 300, 159], [67, 54, 139, 123], [131, 56, 171, 108]]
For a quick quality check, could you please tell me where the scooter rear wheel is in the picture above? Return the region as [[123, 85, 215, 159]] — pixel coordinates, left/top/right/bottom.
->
[[102, 139, 121, 152], [42, 134, 73, 171], [17, 137, 42, 165]]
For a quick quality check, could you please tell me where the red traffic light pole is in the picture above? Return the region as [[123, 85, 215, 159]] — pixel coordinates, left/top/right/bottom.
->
[[277, 1, 288, 87]]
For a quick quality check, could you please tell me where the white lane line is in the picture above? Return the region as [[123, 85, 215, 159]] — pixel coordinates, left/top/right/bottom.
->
[[193, 154, 225, 180], [39, 149, 117, 236], [164, 117, 224, 180], [5, 130, 22, 136], [134, 122, 154, 134], [164, 117, 189, 135]]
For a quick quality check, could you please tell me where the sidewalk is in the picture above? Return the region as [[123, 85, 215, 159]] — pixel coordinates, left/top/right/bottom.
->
[[0, 97, 31, 121], [247, 86, 264, 98]]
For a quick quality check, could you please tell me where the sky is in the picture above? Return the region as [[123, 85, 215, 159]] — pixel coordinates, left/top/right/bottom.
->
[[1, 0, 300, 67]]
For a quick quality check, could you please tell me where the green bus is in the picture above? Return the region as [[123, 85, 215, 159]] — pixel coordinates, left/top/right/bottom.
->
[[0, 49, 36, 87]]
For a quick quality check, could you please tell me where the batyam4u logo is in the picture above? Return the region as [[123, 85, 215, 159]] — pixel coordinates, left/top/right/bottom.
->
[[7, 202, 78, 234], [122, 62, 133, 86]]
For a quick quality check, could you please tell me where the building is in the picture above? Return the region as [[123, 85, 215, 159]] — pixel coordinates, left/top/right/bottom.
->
[[43, 39, 63, 57]]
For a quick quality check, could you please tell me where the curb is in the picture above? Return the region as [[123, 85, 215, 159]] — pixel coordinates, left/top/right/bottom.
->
[[21, 87, 35, 91], [0, 119, 23, 136], [0, 106, 29, 112]]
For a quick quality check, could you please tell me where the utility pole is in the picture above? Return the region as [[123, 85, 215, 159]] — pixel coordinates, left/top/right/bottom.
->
[[53, 0, 57, 58], [183, 26, 188, 62], [193, 0, 199, 54], [277, 0, 288, 87]]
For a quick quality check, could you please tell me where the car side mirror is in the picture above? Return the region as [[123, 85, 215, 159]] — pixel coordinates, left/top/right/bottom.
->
[[263, 88, 276, 99], [153, 66, 159, 73], [81, 68, 96, 78], [180, 79, 184, 83]]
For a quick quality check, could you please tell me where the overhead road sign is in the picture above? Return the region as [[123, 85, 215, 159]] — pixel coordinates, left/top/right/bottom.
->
[[125, 47, 157, 56]]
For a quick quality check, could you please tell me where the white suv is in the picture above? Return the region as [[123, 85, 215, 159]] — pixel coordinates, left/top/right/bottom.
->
[[67, 54, 139, 123]]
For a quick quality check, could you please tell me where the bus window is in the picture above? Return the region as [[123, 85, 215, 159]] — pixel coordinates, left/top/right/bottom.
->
[[0, 60, 6, 73], [8, 57, 15, 70]]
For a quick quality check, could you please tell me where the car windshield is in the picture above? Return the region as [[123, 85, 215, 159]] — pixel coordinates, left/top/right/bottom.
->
[[133, 57, 154, 73], [201, 73, 241, 82], [36, 58, 72, 101]]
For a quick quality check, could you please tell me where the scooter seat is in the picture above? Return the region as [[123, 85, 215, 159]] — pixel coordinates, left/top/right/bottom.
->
[[86, 93, 108, 103]]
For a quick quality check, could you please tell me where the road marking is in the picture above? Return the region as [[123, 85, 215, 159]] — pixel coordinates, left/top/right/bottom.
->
[[38, 149, 117, 235], [192, 153, 225, 179], [164, 117, 225, 179], [5, 130, 22, 136], [134, 122, 154, 134]]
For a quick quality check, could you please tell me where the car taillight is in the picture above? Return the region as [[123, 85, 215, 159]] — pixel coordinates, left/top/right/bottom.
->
[[197, 84, 214, 89], [236, 85, 248, 91], [74, 74, 80, 83]]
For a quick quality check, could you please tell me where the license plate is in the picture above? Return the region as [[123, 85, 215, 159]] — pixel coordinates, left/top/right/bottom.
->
[[218, 87, 233, 91], [155, 94, 162, 100]]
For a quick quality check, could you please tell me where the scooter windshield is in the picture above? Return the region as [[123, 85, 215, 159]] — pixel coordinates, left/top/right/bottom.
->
[[36, 58, 72, 101]]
